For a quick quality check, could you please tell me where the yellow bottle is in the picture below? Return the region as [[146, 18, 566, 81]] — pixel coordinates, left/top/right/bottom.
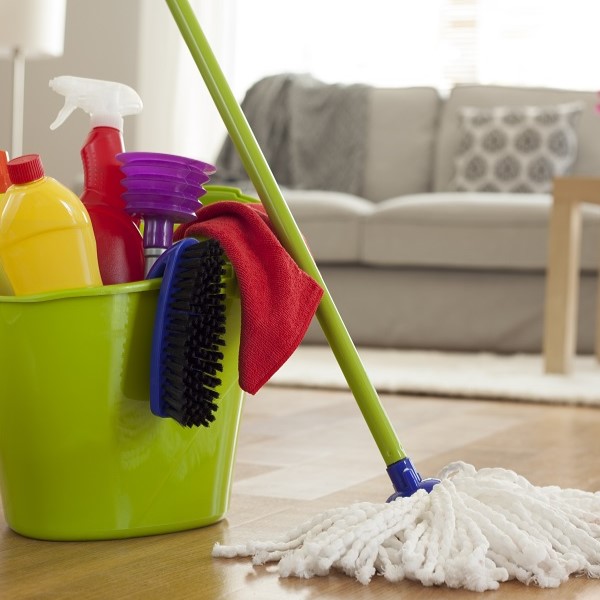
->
[[0, 154, 102, 295], [0, 150, 12, 295]]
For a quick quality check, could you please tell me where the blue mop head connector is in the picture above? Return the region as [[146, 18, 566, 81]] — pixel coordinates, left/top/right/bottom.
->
[[386, 457, 440, 501]]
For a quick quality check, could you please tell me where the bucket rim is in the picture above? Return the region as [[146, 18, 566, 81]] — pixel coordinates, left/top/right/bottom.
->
[[0, 278, 161, 304]]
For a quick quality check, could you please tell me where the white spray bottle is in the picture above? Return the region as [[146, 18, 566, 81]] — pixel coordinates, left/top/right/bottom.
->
[[49, 75, 145, 284]]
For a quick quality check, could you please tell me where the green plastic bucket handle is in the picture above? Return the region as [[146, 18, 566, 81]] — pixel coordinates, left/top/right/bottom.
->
[[165, 0, 406, 466]]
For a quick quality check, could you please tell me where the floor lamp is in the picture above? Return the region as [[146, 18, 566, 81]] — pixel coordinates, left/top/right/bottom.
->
[[0, 0, 66, 159]]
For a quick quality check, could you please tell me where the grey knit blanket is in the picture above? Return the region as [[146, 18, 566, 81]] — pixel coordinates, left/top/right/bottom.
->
[[214, 73, 370, 196]]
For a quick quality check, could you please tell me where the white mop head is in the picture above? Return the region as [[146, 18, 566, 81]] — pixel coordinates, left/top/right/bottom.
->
[[213, 462, 600, 592]]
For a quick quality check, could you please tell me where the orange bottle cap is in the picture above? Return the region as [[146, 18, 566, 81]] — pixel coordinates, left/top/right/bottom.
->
[[0, 150, 10, 192]]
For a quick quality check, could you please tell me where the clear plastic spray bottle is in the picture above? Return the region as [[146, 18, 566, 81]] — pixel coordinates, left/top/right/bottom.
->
[[49, 75, 145, 284]]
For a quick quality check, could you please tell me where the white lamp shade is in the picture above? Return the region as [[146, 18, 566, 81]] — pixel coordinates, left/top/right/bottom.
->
[[0, 0, 66, 58]]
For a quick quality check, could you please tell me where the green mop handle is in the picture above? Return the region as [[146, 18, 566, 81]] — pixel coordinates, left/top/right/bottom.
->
[[165, 0, 406, 466]]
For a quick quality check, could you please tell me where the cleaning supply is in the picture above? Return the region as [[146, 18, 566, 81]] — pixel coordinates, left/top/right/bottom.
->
[[214, 462, 600, 590], [0, 150, 10, 197], [166, 0, 600, 590], [147, 237, 228, 427], [49, 75, 145, 285], [173, 200, 323, 395], [147, 192, 322, 424], [118, 151, 216, 274], [0, 154, 102, 295], [0, 275, 246, 540], [0, 150, 12, 295], [166, 0, 417, 479], [201, 185, 259, 205]]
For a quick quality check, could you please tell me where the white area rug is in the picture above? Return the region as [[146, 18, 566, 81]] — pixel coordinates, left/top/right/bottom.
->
[[268, 346, 600, 405]]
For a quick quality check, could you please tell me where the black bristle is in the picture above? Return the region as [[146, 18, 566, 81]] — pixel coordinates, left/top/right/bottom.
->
[[158, 238, 230, 428]]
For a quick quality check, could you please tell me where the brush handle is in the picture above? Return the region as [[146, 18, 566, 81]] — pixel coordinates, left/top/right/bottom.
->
[[165, 0, 406, 466]]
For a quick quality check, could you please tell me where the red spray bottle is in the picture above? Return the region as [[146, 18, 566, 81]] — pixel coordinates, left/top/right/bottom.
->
[[49, 76, 145, 284]]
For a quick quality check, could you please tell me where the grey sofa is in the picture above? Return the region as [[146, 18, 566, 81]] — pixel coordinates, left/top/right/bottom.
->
[[219, 82, 600, 353]]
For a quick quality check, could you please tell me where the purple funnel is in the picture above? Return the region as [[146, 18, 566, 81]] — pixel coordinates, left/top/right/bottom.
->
[[120, 164, 212, 186], [121, 176, 201, 198], [117, 151, 216, 274], [117, 151, 216, 175]]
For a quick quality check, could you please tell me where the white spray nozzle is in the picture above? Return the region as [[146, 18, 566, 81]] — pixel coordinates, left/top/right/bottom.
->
[[49, 75, 143, 131]]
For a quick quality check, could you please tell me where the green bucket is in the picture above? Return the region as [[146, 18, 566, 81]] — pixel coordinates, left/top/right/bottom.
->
[[0, 274, 244, 540]]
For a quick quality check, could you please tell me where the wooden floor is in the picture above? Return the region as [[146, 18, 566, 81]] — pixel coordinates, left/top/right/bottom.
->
[[1, 385, 600, 599]]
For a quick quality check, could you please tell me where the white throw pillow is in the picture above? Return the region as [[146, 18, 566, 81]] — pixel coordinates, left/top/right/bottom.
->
[[452, 102, 582, 193]]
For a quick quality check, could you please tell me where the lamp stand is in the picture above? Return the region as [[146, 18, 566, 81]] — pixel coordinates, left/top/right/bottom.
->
[[11, 47, 25, 158]]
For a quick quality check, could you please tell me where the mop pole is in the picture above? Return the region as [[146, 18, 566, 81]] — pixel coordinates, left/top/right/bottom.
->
[[165, 0, 438, 496]]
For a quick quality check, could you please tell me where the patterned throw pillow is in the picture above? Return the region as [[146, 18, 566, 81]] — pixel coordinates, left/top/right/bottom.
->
[[452, 102, 582, 193]]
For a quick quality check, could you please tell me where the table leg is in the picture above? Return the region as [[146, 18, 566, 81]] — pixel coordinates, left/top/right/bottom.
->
[[543, 199, 582, 374], [596, 266, 600, 364]]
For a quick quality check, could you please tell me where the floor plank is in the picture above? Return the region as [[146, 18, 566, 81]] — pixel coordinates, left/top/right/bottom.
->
[[1, 385, 599, 598]]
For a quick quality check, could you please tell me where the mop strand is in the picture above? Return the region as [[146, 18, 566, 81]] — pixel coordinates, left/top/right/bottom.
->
[[213, 462, 600, 592]]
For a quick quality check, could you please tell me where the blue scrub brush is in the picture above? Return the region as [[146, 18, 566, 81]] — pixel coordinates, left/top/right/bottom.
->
[[147, 237, 228, 427]]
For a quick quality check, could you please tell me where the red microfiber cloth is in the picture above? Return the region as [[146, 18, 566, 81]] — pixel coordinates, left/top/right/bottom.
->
[[174, 201, 323, 395]]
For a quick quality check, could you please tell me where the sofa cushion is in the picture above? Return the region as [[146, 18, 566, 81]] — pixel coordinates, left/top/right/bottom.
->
[[283, 189, 374, 263], [453, 102, 582, 193], [362, 192, 600, 271], [434, 85, 600, 192], [363, 87, 440, 202]]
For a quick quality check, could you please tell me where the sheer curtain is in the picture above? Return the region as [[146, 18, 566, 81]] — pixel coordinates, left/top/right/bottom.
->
[[135, 0, 448, 164], [477, 0, 600, 90], [136, 0, 236, 164], [137, 1, 600, 165]]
